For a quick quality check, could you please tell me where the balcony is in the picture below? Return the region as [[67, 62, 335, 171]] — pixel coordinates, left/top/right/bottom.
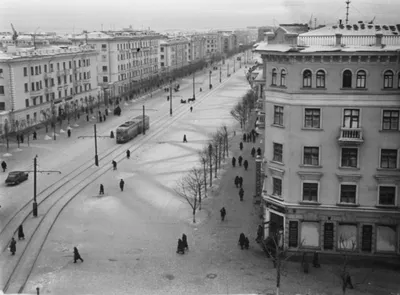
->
[[338, 127, 364, 145], [30, 88, 43, 96], [44, 72, 54, 79]]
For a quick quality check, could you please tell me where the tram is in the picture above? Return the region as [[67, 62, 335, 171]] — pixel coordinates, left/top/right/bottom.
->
[[116, 115, 150, 144]]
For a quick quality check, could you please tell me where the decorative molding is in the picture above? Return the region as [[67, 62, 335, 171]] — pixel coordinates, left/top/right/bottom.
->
[[367, 56, 371, 63], [267, 165, 285, 177], [335, 173, 362, 183], [373, 174, 400, 185], [297, 171, 324, 181]]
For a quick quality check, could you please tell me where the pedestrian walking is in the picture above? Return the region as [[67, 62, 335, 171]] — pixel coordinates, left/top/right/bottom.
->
[[33, 131, 37, 140], [20, 134, 24, 143], [112, 160, 117, 170], [119, 179, 125, 192], [239, 187, 244, 201], [244, 237, 250, 250], [18, 224, 25, 240], [103, 114, 106, 122], [176, 239, 185, 254], [67, 129, 71, 138], [183, 134, 187, 143], [234, 175, 239, 188], [182, 234, 189, 250], [99, 184, 104, 195], [313, 252, 321, 268], [238, 156, 243, 166], [9, 237, 16, 255], [126, 150, 131, 159], [239, 142, 243, 151], [251, 147, 256, 157], [238, 233, 246, 250], [243, 133, 246, 142], [243, 160, 248, 171], [190, 106, 193, 112], [256, 225, 263, 243], [220, 207, 226, 221], [232, 156, 236, 167], [1, 161, 7, 172], [86, 114, 89, 122], [257, 147, 262, 156], [239, 176, 243, 188], [73, 247, 84, 263]]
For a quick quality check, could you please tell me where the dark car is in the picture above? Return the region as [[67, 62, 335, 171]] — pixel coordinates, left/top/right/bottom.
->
[[5, 171, 29, 185]]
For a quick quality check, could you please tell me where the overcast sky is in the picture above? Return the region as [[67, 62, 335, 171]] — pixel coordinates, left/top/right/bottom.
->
[[1, 0, 399, 33]]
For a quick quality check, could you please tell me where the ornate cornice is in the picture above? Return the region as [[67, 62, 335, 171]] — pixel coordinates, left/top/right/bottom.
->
[[373, 174, 400, 185], [297, 171, 324, 181], [267, 165, 285, 177], [335, 173, 362, 183]]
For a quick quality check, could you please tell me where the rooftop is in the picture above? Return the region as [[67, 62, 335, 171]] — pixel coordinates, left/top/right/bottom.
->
[[71, 30, 162, 40], [254, 43, 400, 53], [301, 23, 400, 36]]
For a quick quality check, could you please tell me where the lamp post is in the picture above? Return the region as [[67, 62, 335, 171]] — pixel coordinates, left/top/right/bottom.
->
[[192, 70, 195, 99], [219, 65, 222, 83], [227, 63, 230, 77], [208, 144, 212, 187], [209, 70, 212, 89], [169, 79, 173, 116], [78, 124, 109, 166], [234, 58, 236, 73]]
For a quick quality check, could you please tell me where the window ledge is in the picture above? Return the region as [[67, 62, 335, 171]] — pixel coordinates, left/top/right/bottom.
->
[[336, 203, 360, 207], [271, 124, 285, 129], [381, 88, 399, 91], [299, 164, 322, 169], [270, 160, 285, 167], [375, 205, 398, 209], [300, 87, 315, 90], [379, 129, 400, 133], [301, 127, 323, 131], [376, 168, 400, 172], [338, 167, 360, 171], [340, 88, 368, 91], [299, 201, 321, 205]]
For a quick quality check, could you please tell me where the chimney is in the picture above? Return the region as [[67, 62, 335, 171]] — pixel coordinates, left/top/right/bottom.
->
[[339, 19, 342, 25], [335, 33, 342, 46], [263, 32, 269, 43], [375, 33, 383, 46]]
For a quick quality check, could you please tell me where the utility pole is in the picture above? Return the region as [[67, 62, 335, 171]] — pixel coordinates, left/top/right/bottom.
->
[[219, 65, 222, 83], [169, 79, 173, 116], [345, 0, 351, 25], [234, 58, 236, 73], [227, 63, 230, 76], [209, 70, 212, 89], [192, 71, 195, 99], [32, 156, 61, 217], [143, 105, 146, 135], [78, 124, 110, 166]]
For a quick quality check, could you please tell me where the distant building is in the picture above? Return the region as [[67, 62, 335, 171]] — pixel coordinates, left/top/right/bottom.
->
[[202, 32, 223, 59], [187, 34, 206, 62], [159, 37, 189, 74], [0, 44, 98, 135], [262, 24, 309, 45], [257, 26, 274, 42]]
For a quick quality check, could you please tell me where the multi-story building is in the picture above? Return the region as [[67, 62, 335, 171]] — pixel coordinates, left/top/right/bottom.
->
[[220, 33, 238, 53], [255, 27, 400, 257], [203, 32, 223, 59], [71, 30, 162, 100], [0, 44, 98, 135], [257, 26, 274, 42], [188, 35, 206, 62], [263, 24, 309, 45], [159, 37, 189, 73]]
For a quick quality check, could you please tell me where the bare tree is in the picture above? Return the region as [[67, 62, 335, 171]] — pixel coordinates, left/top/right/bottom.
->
[[337, 235, 356, 295], [230, 102, 246, 129], [222, 125, 230, 158], [198, 148, 209, 198], [210, 133, 221, 178], [3, 119, 10, 151], [174, 168, 203, 223]]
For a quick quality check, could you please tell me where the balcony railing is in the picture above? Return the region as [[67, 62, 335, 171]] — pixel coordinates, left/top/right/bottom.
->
[[44, 72, 54, 79], [338, 127, 364, 145], [30, 89, 43, 96]]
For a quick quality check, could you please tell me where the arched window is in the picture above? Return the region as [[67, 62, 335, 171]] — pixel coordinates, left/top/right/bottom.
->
[[384, 70, 394, 88], [356, 70, 366, 88], [342, 70, 352, 88], [280, 69, 286, 86], [303, 70, 312, 88], [316, 70, 325, 88], [271, 69, 277, 85]]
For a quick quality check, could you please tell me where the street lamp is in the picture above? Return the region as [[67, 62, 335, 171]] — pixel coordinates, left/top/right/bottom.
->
[[78, 124, 110, 166], [219, 65, 222, 83], [192, 71, 195, 99], [209, 70, 212, 89], [208, 144, 213, 187], [169, 79, 173, 116], [227, 63, 230, 77], [234, 58, 236, 73]]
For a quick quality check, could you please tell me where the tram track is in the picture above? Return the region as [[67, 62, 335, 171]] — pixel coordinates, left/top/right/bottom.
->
[[1, 72, 235, 293]]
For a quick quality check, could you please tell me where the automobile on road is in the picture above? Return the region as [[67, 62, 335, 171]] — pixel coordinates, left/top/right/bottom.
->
[[5, 171, 29, 185]]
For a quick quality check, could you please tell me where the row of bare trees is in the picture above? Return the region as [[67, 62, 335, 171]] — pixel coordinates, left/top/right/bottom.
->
[[174, 125, 230, 223], [230, 89, 257, 130]]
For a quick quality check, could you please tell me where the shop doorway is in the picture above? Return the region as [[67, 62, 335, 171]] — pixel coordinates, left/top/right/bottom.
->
[[269, 212, 284, 238]]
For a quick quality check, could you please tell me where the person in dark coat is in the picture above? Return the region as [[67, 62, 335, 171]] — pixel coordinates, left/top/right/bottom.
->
[[239, 176, 243, 188], [20, 134, 24, 143], [9, 237, 16, 255], [238, 233, 246, 250], [257, 147, 262, 156], [112, 160, 117, 170], [239, 142, 243, 151], [183, 134, 187, 143], [18, 224, 25, 240], [33, 131, 37, 140], [232, 156, 236, 167], [126, 150, 131, 159], [220, 207, 226, 221], [239, 187, 244, 201], [243, 133, 246, 142], [238, 156, 243, 166], [119, 179, 125, 191], [103, 114, 106, 122], [248, 133, 251, 142], [182, 234, 188, 250], [190, 106, 193, 112], [99, 184, 104, 195], [243, 160, 248, 171], [256, 225, 263, 243], [1, 161, 6, 172], [234, 176, 239, 188], [73, 247, 84, 263], [244, 237, 250, 250], [67, 129, 71, 138], [176, 239, 185, 254], [251, 147, 256, 158]]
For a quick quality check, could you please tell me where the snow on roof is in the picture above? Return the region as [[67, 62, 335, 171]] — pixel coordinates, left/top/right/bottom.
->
[[279, 24, 309, 34], [301, 24, 400, 36]]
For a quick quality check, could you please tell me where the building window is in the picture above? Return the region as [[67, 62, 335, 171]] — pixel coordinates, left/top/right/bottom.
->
[[303, 147, 319, 166], [316, 70, 325, 88], [343, 109, 359, 128], [103, 76, 108, 83], [301, 221, 320, 247], [24, 67, 28, 76], [271, 68, 277, 85], [0, 102, 5, 110], [337, 224, 357, 250], [342, 70, 352, 88], [341, 148, 358, 168], [383, 70, 394, 88], [340, 184, 357, 204], [280, 69, 286, 86], [31, 67, 34, 75], [302, 70, 312, 88], [380, 149, 398, 169], [356, 70, 366, 88], [304, 108, 320, 128], [382, 110, 399, 130], [398, 73, 400, 88], [25, 99, 29, 107], [23, 83, 28, 92], [378, 186, 396, 206], [102, 66, 107, 72], [272, 177, 282, 197], [376, 225, 396, 252], [273, 143, 283, 163], [31, 82, 35, 91], [273, 106, 283, 126], [302, 182, 318, 202]]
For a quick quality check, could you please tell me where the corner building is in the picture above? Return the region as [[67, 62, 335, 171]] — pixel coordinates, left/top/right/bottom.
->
[[255, 36, 400, 256]]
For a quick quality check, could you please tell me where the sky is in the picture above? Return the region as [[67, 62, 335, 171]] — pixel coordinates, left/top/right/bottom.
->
[[0, 0, 399, 34]]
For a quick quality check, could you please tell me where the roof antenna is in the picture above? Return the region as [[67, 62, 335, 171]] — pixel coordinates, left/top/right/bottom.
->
[[345, 0, 351, 25]]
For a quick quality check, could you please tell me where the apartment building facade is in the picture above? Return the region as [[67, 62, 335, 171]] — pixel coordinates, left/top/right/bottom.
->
[[0, 44, 98, 135], [203, 33, 223, 59], [71, 31, 162, 100], [255, 34, 400, 256], [188, 35, 206, 62], [159, 37, 189, 72]]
